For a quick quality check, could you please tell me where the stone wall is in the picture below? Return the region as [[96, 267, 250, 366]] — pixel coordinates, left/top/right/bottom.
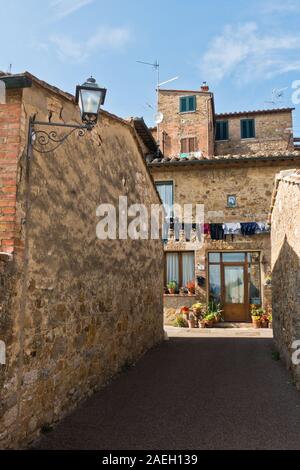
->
[[158, 89, 215, 158], [0, 78, 164, 448], [150, 159, 300, 312], [215, 111, 293, 156], [271, 169, 300, 389]]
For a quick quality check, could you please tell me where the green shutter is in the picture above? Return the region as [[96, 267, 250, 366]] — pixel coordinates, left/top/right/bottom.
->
[[249, 119, 255, 138], [241, 119, 255, 138], [180, 97, 187, 113], [188, 95, 196, 111], [241, 120, 247, 139], [216, 120, 228, 140]]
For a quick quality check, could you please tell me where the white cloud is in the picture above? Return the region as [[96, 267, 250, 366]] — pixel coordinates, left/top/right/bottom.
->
[[50, 26, 131, 62], [50, 0, 94, 19], [200, 22, 300, 84]]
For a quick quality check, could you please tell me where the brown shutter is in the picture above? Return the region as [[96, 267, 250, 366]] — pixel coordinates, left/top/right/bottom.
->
[[181, 138, 188, 153]]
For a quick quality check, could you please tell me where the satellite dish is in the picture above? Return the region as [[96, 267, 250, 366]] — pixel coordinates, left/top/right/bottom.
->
[[155, 112, 164, 124]]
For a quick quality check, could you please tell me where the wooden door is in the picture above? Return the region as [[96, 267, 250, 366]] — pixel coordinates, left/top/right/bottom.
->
[[222, 263, 248, 322]]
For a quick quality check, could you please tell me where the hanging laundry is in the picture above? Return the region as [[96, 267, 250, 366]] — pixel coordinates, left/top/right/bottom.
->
[[240, 222, 258, 236], [204, 223, 210, 235], [210, 223, 225, 240], [222, 223, 241, 235], [255, 222, 270, 233]]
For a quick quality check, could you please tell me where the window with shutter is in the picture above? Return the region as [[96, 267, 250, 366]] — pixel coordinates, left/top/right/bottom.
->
[[180, 137, 198, 153], [216, 120, 229, 141], [179, 95, 196, 113], [241, 119, 255, 139]]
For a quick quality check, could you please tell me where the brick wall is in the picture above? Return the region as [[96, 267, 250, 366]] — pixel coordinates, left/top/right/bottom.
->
[[271, 170, 300, 389], [0, 90, 22, 254], [158, 89, 215, 158], [215, 111, 293, 155]]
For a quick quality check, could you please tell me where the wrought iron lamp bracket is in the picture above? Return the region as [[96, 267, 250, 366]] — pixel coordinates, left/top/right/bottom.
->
[[28, 118, 93, 155]]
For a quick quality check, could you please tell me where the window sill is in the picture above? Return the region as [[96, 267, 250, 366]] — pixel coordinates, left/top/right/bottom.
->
[[216, 139, 229, 142], [178, 111, 196, 115], [164, 293, 197, 297], [240, 137, 257, 141]]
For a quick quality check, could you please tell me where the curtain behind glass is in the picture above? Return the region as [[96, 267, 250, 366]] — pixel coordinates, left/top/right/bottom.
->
[[166, 253, 179, 285], [156, 183, 173, 218], [182, 253, 195, 286]]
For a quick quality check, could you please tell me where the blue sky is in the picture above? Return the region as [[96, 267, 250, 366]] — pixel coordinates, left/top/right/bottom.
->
[[1, 0, 300, 133]]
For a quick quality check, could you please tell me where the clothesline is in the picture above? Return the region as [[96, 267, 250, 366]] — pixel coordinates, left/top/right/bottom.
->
[[163, 220, 270, 242]]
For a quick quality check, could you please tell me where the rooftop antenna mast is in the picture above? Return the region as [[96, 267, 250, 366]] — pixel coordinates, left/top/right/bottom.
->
[[137, 60, 160, 152], [137, 60, 179, 155]]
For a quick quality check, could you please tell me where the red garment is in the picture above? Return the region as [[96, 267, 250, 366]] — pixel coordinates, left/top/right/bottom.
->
[[204, 223, 210, 235]]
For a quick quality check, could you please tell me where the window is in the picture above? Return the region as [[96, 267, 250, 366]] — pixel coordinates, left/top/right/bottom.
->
[[179, 95, 196, 113], [180, 137, 197, 153], [216, 120, 229, 141], [165, 252, 195, 288], [227, 195, 237, 208], [155, 182, 173, 218], [241, 118, 255, 139]]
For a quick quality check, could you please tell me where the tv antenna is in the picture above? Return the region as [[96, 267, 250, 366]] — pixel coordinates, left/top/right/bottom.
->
[[265, 87, 288, 106], [137, 59, 179, 153]]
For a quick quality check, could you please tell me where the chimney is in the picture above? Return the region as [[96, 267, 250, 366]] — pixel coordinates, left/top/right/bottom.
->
[[200, 81, 209, 92]]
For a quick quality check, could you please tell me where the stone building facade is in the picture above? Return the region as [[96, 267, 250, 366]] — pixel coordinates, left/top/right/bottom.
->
[[151, 83, 294, 161], [142, 83, 300, 323], [0, 72, 164, 448], [270, 169, 300, 389]]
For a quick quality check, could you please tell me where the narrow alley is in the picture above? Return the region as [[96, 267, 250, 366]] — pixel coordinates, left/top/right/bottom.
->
[[35, 328, 300, 450]]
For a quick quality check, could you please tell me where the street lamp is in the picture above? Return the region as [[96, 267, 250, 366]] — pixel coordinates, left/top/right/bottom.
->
[[76, 76, 107, 127], [28, 76, 107, 155]]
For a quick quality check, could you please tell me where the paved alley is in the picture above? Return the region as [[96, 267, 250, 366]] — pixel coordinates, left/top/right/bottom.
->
[[34, 329, 300, 450]]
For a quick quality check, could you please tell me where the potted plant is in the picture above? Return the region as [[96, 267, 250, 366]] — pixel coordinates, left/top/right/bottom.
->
[[260, 313, 269, 328], [188, 312, 197, 329], [250, 304, 262, 328], [180, 306, 190, 321], [186, 280, 195, 295], [199, 319, 207, 328], [204, 313, 215, 328], [173, 315, 188, 328], [192, 302, 203, 320], [167, 280, 177, 295]]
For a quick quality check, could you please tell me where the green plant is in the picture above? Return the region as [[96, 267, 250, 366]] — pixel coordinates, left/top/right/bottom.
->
[[204, 313, 215, 322], [250, 304, 264, 318], [173, 315, 188, 328], [167, 280, 177, 290]]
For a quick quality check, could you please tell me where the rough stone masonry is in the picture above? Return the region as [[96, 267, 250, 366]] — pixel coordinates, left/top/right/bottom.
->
[[271, 169, 300, 389], [0, 73, 164, 448]]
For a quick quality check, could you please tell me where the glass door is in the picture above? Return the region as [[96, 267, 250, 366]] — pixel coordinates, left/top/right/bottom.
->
[[223, 265, 247, 321]]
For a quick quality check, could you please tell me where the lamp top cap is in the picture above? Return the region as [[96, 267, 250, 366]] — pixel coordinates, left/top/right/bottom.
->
[[83, 76, 99, 88]]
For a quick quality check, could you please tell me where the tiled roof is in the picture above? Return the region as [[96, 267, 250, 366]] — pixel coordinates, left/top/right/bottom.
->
[[216, 108, 294, 118], [148, 150, 300, 166]]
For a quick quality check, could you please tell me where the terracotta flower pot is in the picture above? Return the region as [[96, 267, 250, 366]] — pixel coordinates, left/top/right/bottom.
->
[[188, 319, 196, 328], [206, 320, 214, 328], [252, 318, 261, 329], [188, 290, 195, 296], [168, 288, 175, 294], [261, 320, 269, 328], [199, 321, 207, 329]]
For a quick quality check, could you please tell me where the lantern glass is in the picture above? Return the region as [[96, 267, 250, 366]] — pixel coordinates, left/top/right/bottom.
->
[[79, 88, 102, 116], [75, 77, 107, 127]]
